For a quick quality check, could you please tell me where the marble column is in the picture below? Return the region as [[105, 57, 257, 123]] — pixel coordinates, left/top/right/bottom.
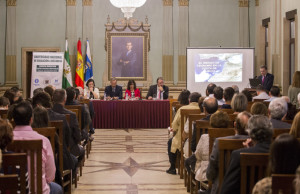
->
[[5, 0, 18, 87], [66, 0, 77, 85], [162, 0, 174, 85], [177, 0, 189, 86], [82, 0, 93, 58], [238, 0, 249, 47]]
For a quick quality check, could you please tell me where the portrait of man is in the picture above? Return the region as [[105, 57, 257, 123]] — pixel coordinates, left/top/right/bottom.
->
[[111, 36, 144, 78]]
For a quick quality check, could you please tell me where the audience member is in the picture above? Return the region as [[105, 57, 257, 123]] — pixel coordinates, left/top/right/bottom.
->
[[232, 85, 239, 94], [231, 93, 248, 114], [104, 77, 123, 100], [290, 112, 300, 138], [124, 80, 141, 99], [44, 85, 55, 100], [198, 96, 206, 113], [252, 134, 300, 193], [213, 86, 225, 105], [12, 101, 63, 194], [0, 118, 13, 153], [177, 89, 191, 105], [264, 86, 280, 102], [205, 83, 216, 99], [31, 106, 49, 128], [250, 102, 268, 116], [268, 98, 291, 128], [221, 87, 235, 109], [76, 87, 84, 100], [10, 86, 22, 98], [3, 89, 15, 105], [146, 77, 169, 100], [288, 71, 300, 108], [84, 78, 99, 99], [207, 111, 250, 194], [220, 115, 273, 194], [33, 87, 44, 97], [253, 85, 270, 100], [0, 96, 10, 110], [166, 92, 201, 175], [242, 89, 253, 102]]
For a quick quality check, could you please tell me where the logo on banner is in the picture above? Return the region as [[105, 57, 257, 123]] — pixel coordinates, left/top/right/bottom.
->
[[34, 79, 39, 83], [44, 80, 50, 84]]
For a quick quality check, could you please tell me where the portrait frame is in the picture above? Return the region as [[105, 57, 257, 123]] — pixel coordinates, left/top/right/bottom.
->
[[105, 18, 150, 82]]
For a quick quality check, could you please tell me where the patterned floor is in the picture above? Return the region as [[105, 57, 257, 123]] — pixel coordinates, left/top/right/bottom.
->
[[73, 129, 186, 194]]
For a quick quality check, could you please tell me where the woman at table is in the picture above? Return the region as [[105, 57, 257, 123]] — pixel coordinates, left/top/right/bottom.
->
[[84, 78, 99, 99], [124, 80, 141, 100]]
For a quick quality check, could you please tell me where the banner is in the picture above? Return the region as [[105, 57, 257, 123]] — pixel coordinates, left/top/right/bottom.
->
[[63, 39, 73, 89], [75, 39, 84, 88], [30, 52, 64, 97], [84, 40, 93, 82]]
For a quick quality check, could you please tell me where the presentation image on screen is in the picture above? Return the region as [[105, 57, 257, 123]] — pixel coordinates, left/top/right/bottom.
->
[[187, 48, 254, 95], [194, 53, 243, 82]]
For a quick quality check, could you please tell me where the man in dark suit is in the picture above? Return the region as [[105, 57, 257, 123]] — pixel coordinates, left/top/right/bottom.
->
[[146, 77, 169, 100], [220, 115, 273, 194], [118, 41, 137, 77], [105, 77, 123, 100], [207, 111, 250, 194], [257, 65, 274, 91], [52, 89, 85, 164]]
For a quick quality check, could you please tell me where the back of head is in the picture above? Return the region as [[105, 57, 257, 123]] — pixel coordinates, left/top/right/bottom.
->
[[248, 115, 273, 144], [66, 87, 76, 103], [210, 111, 229, 128], [269, 98, 288, 120], [53, 89, 66, 104], [32, 106, 49, 128], [206, 83, 216, 95], [198, 96, 206, 112], [32, 92, 52, 108], [0, 96, 10, 107], [44, 85, 55, 99], [178, 89, 190, 105], [231, 93, 248, 112], [235, 111, 252, 135], [224, 87, 235, 102], [12, 101, 33, 126], [270, 86, 280, 97], [256, 84, 266, 93], [270, 134, 300, 174], [292, 71, 300, 88], [242, 89, 253, 102], [33, 88, 44, 97], [3, 89, 15, 105], [213, 86, 223, 100], [232, 85, 239, 94], [203, 98, 218, 114], [189, 92, 201, 103], [0, 118, 13, 151], [251, 102, 268, 116], [290, 112, 300, 138]]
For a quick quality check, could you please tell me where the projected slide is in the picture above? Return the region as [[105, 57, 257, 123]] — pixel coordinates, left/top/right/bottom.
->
[[194, 53, 243, 82]]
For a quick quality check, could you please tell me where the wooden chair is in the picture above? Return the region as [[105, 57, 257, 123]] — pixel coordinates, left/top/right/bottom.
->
[[0, 174, 19, 194], [253, 98, 267, 102], [7, 140, 43, 194], [246, 101, 255, 112], [0, 109, 8, 119], [33, 127, 56, 155], [175, 104, 183, 112], [208, 128, 235, 156], [218, 139, 245, 191], [218, 109, 234, 115], [65, 105, 82, 130], [263, 101, 270, 108], [240, 153, 269, 194], [2, 153, 28, 194], [170, 99, 179, 127], [228, 114, 238, 122], [273, 128, 290, 140], [272, 174, 295, 194], [49, 120, 72, 193], [282, 120, 293, 124]]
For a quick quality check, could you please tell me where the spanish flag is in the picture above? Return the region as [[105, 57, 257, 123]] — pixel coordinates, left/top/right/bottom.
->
[[75, 39, 84, 88]]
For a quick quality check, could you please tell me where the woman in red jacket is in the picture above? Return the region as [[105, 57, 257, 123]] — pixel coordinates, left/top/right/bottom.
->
[[125, 80, 141, 100]]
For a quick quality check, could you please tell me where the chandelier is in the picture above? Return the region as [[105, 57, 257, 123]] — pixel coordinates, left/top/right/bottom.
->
[[109, 0, 147, 19]]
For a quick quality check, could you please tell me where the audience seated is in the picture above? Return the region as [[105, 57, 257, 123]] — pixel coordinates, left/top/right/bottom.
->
[[205, 83, 216, 99], [289, 112, 300, 138], [12, 101, 63, 194], [33, 88, 44, 97], [232, 85, 239, 94], [250, 102, 268, 116], [166, 92, 201, 175], [31, 106, 50, 128], [0, 118, 14, 154], [10, 86, 22, 98], [221, 87, 234, 109], [264, 86, 280, 102], [146, 77, 169, 100], [3, 89, 16, 106], [253, 85, 270, 101], [220, 115, 273, 194], [207, 111, 251, 194], [252, 134, 300, 193], [177, 89, 191, 105], [288, 71, 300, 109], [213, 86, 225, 106], [44, 85, 55, 101], [231, 93, 248, 114], [0, 96, 10, 110], [242, 89, 253, 102], [268, 98, 291, 128]]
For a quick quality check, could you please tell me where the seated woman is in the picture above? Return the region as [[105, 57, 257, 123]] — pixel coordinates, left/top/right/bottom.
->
[[289, 112, 300, 138], [124, 80, 141, 100], [84, 79, 99, 99], [231, 93, 248, 114], [177, 89, 191, 105], [252, 134, 300, 194]]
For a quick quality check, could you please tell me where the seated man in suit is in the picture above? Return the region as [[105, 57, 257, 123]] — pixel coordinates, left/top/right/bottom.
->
[[207, 111, 251, 194], [268, 97, 291, 128], [146, 77, 169, 100], [104, 77, 123, 100], [13, 101, 63, 194], [258, 65, 274, 92], [220, 115, 273, 194]]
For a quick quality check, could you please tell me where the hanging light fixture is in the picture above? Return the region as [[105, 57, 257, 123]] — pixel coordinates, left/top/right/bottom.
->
[[109, 0, 147, 19]]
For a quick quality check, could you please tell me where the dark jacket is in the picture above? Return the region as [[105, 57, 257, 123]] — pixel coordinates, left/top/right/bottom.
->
[[258, 73, 274, 92], [146, 85, 169, 99], [105, 85, 123, 99]]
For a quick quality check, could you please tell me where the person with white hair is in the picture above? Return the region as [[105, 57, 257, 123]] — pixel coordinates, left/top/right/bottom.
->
[[268, 98, 291, 128], [232, 85, 239, 94]]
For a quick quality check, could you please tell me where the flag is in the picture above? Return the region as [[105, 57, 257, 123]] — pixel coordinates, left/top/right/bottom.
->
[[84, 40, 93, 81], [62, 39, 73, 89], [75, 39, 84, 88]]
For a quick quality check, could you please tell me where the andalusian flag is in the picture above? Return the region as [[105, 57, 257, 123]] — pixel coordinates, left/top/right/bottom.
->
[[62, 39, 73, 89], [84, 40, 93, 81], [75, 39, 84, 88]]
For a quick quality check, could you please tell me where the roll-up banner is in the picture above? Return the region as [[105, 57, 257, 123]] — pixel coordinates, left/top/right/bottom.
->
[[30, 52, 64, 97]]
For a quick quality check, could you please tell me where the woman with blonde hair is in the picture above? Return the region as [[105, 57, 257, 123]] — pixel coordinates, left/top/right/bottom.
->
[[288, 71, 300, 108], [290, 112, 300, 138]]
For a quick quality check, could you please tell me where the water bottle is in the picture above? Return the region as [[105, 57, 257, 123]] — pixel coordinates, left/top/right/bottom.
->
[[125, 93, 129, 100], [160, 91, 164, 100], [104, 92, 106, 101], [132, 92, 135, 100]]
